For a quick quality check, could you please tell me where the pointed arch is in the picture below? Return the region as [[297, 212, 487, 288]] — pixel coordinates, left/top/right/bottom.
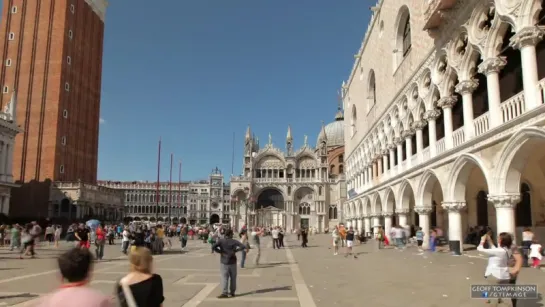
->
[[493, 127, 545, 194], [416, 169, 445, 207], [397, 179, 416, 210], [362, 196, 372, 215], [383, 188, 396, 213], [370, 192, 382, 214], [445, 153, 491, 201]]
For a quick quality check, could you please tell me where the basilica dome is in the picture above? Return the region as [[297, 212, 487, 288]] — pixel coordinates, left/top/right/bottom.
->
[[317, 110, 345, 148]]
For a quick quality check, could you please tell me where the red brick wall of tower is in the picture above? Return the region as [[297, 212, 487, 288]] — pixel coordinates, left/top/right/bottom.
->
[[0, 0, 104, 217]]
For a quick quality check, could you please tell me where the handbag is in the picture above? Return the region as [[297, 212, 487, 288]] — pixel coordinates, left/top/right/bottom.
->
[[120, 277, 138, 307]]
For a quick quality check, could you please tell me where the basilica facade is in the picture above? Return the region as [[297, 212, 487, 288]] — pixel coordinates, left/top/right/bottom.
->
[[343, 0, 545, 254], [230, 113, 346, 232]]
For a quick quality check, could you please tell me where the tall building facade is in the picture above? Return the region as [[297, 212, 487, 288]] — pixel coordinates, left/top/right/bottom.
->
[[230, 112, 346, 232], [98, 168, 231, 225], [0, 0, 107, 217], [343, 0, 545, 254]]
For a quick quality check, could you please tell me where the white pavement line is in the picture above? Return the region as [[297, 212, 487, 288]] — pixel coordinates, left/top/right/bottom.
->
[[180, 283, 218, 307], [0, 270, 58, 285], [285, 245, 317, 307], [205, 296, 298, 302]]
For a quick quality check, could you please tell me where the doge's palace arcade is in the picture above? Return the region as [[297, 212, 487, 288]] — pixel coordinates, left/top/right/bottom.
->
[[343, 0, 545, 255]]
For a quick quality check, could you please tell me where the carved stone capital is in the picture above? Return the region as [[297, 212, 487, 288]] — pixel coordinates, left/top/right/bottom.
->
[[478, 57, 507, 75], [393, 137, 404, 146], [387, 143, 397, 151], [455, 79, 479, 95], [424, 109, 441, 121], [441, 201, 467, 212], [414, 206, 433, 215], [437, 96, 457, 109], [412, 120, 427, 131], [509, 26, 545, 50], [487, 194, 521, 209], [381, 211, 394, 217], [381, 149, 389, 156], [369, 213, 379, 218], [401, 129, 416, 139], [396, 208, 410, 215]]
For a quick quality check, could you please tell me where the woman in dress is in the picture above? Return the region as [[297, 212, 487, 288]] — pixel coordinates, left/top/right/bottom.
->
[[117, 247, 164, 307]]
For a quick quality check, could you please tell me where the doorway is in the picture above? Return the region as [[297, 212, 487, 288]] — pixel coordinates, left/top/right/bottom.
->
[[300, 218, 309, 229]]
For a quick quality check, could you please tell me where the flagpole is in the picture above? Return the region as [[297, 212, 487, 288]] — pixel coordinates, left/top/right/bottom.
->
[[231, 132, 235, 176], [155, 137, 161, 220], [168, 153, 173, 222], [178, 160, 182, 219]]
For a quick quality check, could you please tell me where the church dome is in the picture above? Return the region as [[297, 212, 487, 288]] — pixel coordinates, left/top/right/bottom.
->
[[317, 110, 344, 148]]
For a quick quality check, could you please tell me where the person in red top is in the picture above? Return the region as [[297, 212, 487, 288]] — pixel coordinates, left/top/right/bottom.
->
[[75, 224, 90, 249], [95, 224, 106, 260]]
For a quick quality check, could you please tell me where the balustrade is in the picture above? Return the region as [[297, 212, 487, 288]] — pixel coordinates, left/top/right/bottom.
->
[[501, 92, 525, 123], [436, 138, 446, 155], [452, 128, 465, 147], [473, 113, 490, 137]]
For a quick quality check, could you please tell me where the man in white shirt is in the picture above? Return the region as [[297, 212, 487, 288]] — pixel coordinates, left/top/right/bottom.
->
[[271, 227, 280, 249], [121, 228, 130, 254], [394, 226, 405, 249]]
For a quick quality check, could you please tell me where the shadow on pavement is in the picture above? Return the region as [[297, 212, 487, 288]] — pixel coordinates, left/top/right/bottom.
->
[[236, 285, 292, 297], [258, 262, 293, 268], [0, 293, 39, 299]]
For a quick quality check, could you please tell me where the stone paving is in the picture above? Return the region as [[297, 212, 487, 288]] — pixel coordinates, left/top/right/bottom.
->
[[0, 235, 544, 306]]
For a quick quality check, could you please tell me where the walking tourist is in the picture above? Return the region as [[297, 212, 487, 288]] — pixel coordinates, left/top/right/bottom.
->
[[332, 225, 340, 255], [75, 224, 90, 249], [121, 227, 130, 254], [394, 225, 405, 249], [9, 224, 20, 251], [250, 227, 262, 266], [529, 239, 542, 268], [239, 229, 250, 268], [20, 224, 35, 259], [44, 224, 55, 246], [301, 228, 308, 248], [212, 229, 248, 298], [376, 227, 385, 249], [36, 248, 112, 307], [416, 227, 424, 251], [521, 228, 534, 267], [95, 224, 106, 260], [180, 225, 188, 251], [271, 227, 280, 249], [478, 232, 522, 306], [54, 226, 62, 248], [117, 247, 164, 307], [345, 226, 357, 258]]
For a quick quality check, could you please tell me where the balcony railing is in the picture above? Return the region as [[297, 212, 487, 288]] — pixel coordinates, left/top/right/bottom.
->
[[348, 78, 545, 197]]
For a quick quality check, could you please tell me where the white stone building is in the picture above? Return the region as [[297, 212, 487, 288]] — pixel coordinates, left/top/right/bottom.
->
[[98, 168, 230, 225], [0, 91, 21, 215], [343, 0, 545, 254], [230, 116, 346, 232]]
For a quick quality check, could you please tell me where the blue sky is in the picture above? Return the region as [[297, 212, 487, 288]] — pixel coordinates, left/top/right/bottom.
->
[[98, 0, 374, 182]]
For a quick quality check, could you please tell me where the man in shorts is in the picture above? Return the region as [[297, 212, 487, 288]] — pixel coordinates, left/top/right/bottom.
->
[[75, 224, 90, 249], [345, 226, 357, 259]]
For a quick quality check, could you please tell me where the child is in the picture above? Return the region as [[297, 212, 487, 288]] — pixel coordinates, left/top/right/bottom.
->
[[416, 227, 424, 251], [529, 239, 542, 268]]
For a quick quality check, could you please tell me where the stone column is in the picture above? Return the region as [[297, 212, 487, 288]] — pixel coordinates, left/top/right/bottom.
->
[[372, 162, 378, 180], [357, 217, 363, 234], [395, 137, 403, 173], [402, 129, 415, 168], [0, 141, 6, 179], [441, 201, 466, 255], [383, 212, 394, 241], [437, 96, 457, 150], [382, 150, 389, 175], [1, 195, 8, 215], [455, 79, 478, 139], [388, 144, 396, 170], [376, 156, 383, 177], [364, 215, 371, 237], [414, 207, 432, 249], [488, 194, 520, 243], [424, 109, 440, 157], [397, 208, 409, 227], [478, 57, 506, 128], [413, 121, 426, 163], [510, 26, 544, 110], [371, 214, 380, 234]]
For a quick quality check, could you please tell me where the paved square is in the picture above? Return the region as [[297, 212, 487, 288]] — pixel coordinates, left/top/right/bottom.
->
[[1, 235, 545, 306]]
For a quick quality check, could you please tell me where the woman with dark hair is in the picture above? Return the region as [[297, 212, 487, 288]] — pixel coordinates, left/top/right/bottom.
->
[[478, 232, 523, 306]]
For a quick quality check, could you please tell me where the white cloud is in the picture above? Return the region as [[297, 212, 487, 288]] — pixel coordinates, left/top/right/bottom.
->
[[99, 117, 106, 124]]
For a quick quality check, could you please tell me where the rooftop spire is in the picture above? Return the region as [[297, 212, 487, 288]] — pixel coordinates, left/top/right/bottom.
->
[[320, 120, 327, 141], [245, 125, 251, 140], [335, 90, 344, 121], [286, 125, 292, 142]]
